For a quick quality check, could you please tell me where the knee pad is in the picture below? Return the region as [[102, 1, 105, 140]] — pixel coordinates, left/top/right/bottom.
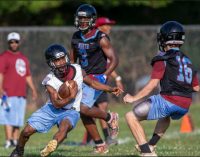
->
[[132, 99, 151, 120]]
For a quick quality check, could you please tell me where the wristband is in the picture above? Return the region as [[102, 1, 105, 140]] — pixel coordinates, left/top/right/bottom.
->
[[115, 76, 122, 81]]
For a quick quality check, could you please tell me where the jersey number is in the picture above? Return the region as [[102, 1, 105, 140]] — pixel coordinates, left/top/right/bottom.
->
[[176, 56, 192, 84], [79, 49, 88, 67]]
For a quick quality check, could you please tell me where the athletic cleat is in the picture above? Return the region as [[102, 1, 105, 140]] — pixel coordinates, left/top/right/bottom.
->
[[140, 152, 157, 157], [107, 112, 119, 138], [93, 142, 109, 154], [105, 136, 118, 146], [135, 144, 156, 153], [10, 147, 24, 157], [40, 139, 58, 157], [4, 140, 12, 149]]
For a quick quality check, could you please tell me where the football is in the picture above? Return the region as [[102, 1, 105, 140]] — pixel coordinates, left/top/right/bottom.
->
[[58, 82, 70, 99]]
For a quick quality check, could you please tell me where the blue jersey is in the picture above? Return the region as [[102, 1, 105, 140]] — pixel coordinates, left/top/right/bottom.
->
[[71, 29, 109, 75]]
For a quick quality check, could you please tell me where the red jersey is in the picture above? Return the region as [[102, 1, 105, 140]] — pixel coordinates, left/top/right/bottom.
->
[[0, 50, 31, 97], [151, 61, 199, 109]]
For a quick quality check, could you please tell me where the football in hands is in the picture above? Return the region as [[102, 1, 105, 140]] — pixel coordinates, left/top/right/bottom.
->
[[58, 81, 70, 99]]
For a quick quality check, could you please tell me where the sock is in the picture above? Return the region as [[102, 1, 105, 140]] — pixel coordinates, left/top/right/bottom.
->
[[94, 139, 104, 145], [13, 139, 18, 146], [105, 113, 111, 122], [102, 128, 109, 139], [148, 133, 161, 146], [139, 143, 151, 153]]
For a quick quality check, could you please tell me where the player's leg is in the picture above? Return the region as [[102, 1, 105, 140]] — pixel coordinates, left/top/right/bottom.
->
[[148, 98, 188, 148], [81, 83, 119, 130], [80, 104, 119, 138], [98, 100, 118, 145], [40, 109, 80, 157], [10, 124, 36, 157], [81, 113, 108, 154], [125, 99, 157, 156], [148, 117, 170, 147], [40, 119, 72, 157]]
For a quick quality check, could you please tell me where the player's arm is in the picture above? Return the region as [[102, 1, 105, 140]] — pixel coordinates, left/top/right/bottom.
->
[[46, 82, 77, 108], [82, 70, 122, 96], [100, 37, 118, 76], [124, 79, 160, 103], [111, 70, 124, 90], [124, 60, 165, 103]]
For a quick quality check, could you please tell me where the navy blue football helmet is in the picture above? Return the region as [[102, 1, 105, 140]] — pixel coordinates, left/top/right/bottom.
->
[[157, 21, 185, 51], [74, 4, 97, 32], [45, 44, 70, 78]]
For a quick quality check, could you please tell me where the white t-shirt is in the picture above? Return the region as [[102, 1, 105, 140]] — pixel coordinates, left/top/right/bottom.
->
[[42, 64, 83, 111]]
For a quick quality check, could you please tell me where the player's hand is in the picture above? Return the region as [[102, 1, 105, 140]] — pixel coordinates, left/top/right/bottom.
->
[[111, 87, 124, 96], [123, 93, 135, 103], [116, 80, 124, 91], [67, 80, 78, 99]]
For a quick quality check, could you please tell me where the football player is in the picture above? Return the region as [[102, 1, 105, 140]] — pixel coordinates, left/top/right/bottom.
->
[[71, 4, 120, 153], [10, 44, 122, 157], [124, 21, 199, 156]]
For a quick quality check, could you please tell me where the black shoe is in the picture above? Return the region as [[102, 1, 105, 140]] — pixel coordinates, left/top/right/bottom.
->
[[10, 147, 24, 157]]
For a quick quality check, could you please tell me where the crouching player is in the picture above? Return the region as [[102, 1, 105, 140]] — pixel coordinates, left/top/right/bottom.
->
[[10, 44, 122, 157], [124, 21, 199, 156]]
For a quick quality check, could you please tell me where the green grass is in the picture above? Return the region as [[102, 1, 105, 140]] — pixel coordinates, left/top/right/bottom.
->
[[1, 103, 200, 156]]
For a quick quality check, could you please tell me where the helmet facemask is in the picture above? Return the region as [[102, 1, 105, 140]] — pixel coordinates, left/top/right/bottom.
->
[[157, 32, 185, 52], [75, 16, 95, 32], [157, 21, 185, 52], [48, 55, 70, 79]]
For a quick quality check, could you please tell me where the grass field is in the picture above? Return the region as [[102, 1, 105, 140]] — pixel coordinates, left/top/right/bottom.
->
[[0, 103, 200, 156]]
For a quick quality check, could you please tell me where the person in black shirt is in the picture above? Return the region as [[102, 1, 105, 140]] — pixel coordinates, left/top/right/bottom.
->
[[70, 4, 121, 153]]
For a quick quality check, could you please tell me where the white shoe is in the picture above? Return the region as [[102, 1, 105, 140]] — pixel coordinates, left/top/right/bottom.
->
[[135, 144, 156, 153], [140, 152, 157, 157], [40, 139, 58, 157], [4, 140, 11, 149]]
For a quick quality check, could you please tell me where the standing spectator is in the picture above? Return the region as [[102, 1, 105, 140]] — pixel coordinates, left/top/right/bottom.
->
[[71, 4, 121, 153], [82, 17, 124, 146], [123, 21, 199, 156], [0, 32, 38, 149]]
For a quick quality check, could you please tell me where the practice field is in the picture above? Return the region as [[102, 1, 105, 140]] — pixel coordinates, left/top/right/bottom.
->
[[0, 103, 200, 156]]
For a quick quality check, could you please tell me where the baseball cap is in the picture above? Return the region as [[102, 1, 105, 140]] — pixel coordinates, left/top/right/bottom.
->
[[95, 17, 116, 27], [7, 32, 20, 41]]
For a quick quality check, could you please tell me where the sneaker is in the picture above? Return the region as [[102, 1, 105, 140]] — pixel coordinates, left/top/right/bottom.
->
[[93, 142, 109, 154], [40, 139, 58, 157], [107, 112, 119, 138], [105, 136, 118, 146], [10, 147, 24, 157], [4, 140, 12, 149], [140, 152, 157, 157], [135, 144, 156, 153]]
